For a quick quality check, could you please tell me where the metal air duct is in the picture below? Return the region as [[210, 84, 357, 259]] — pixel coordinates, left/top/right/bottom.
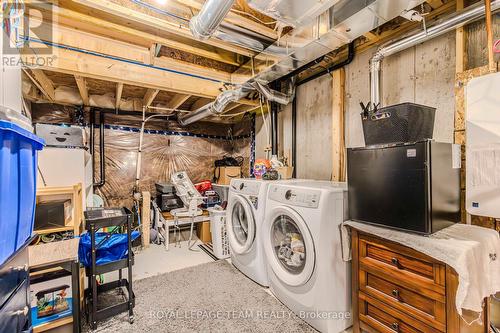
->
[[178, 83, 253, 126], [370, 0, 500, 108], [182, 0, 427, 125], [189, 0, 236, 40]]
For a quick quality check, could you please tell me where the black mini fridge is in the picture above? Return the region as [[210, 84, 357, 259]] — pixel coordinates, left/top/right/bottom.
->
[[347, 140, 461, 234]]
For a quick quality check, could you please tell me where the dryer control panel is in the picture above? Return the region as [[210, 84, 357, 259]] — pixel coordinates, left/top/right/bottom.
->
[[230, 180, 261, 196], [268, 186, 320, 208]]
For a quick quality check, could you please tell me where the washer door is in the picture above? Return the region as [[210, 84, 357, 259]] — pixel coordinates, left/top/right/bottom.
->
[[264, 206, 315, 287], [227, 195, 256, 255]]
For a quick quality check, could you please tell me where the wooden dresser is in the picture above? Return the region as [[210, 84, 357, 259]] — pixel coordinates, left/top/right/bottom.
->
[[351, 228, 490, 333]]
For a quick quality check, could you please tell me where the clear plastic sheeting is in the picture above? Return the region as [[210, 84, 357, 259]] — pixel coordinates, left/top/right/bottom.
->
[[93, 130, 251, 208], [30, 103, 253, 208]]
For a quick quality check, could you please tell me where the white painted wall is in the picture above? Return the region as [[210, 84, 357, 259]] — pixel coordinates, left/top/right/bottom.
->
[[37, 148, 94, 208], [346, 31, 456, 147]]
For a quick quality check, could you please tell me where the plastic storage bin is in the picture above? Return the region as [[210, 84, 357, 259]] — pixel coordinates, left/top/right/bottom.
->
[[208, 208, 230, 259], [0, 120, 44, 265], [361, 102, 436, 146]]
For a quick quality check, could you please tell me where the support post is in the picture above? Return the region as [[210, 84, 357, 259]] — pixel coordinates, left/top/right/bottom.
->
[[485, 0, 496, 72], [331, 68, 346, 182], [141, 191, 151, 248]]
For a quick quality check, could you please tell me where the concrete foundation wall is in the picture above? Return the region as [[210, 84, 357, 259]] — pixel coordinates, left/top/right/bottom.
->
[[254, 31, 457, 180], [346, 31, 456, 148]]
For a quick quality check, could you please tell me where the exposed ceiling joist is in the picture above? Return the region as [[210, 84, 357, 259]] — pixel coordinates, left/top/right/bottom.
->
[[149, 43, 161, 65], [224, 103, 242, 113], [427, 0, 444, 9], [26, 69, 56, 102], [190, 98, 213, 111], [144, 89, 160, 107], [115, 82, 123, 109], [22, 42, 223, 98], [166, 94, 190, 109], [74, 75, 90, 105], [171, 0, 278, 40], [27, 18, 248, 85], [31, 3, 241, 66], [68, 0, 257, 57]]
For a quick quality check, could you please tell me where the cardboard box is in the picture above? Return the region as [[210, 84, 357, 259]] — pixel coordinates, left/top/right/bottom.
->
[[276, 166, 294, 179], [215, 166, 241, 185], [196, 221, 212, 243]]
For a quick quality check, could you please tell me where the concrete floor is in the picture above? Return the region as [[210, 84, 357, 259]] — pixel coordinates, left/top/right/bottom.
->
[[49, 237, 354, 333], [132, 239, 214, 280], [101, 238, 214, 283]]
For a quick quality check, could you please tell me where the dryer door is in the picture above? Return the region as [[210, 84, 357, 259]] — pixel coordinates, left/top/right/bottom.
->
[[264, 206, 315, 287], [227, 194, 256, 254]]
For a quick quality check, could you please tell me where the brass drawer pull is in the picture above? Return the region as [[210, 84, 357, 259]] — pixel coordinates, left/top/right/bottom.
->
[[391, 289, 400, 300], [391, 322, 400, 332]]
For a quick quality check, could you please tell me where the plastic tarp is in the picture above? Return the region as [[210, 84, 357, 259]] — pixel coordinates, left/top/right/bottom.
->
[[78, 231, 140, 267], [31, 104, 253, 208]]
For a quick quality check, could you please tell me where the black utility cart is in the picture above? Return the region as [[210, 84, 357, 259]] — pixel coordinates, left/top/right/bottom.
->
[[83, 208, 135, 330]]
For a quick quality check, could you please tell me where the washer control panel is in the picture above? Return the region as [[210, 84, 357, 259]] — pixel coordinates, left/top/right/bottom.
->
[[230, 180, 261, 196], [268, 185, 320, 208]]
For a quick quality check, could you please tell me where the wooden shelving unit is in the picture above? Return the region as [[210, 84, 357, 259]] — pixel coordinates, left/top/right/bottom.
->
[[30, 184, 85, 333], [35, 184, 83, 235], [33, 316, 73, 333]]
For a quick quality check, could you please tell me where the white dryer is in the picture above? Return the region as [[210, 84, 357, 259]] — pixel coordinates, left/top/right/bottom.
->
[[226, 178, 270, 286], [263, 181, 351, 333]]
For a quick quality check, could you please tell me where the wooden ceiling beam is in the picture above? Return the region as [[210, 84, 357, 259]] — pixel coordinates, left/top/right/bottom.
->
[[68, 0, 257, 57], [115, 83, 123, 109], [427, 0, 444, 9], [74, 75, 90, 105], [166, 94, 191, 109], [190, 98, 213, 111], [29, 3, 241, 66], [21, 41, 225, 98], [25, 17, 250, 85], [144, 89, 160, 107], [24, 69, 55, 102]]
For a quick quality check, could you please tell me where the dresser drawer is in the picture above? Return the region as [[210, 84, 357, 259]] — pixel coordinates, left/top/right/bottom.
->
[[359, 235, 445, 294], [359, 293, 442, 333], [359, 269, 446, 331]]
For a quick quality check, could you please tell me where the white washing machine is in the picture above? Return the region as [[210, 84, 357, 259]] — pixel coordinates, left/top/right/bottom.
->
[[226, 178, 271, 287], [263, 181, 351, 333]]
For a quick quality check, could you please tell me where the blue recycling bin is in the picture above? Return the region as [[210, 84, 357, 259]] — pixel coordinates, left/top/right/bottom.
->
[[0, 120, 44, 264]]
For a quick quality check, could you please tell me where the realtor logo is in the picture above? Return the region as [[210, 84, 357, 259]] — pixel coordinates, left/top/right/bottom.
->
[[2, 0, 54, 66]]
